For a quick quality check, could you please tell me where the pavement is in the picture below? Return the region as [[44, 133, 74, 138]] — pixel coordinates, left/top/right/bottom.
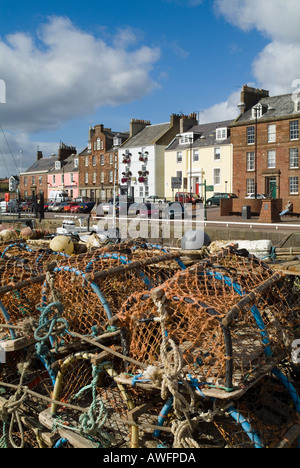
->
[[205, 206, 300, 230]]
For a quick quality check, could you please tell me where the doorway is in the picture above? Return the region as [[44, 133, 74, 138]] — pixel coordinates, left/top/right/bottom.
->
[[266, 177, 277, 199]]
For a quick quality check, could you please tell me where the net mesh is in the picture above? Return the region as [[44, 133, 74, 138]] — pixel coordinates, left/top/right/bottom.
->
[[0, 238, 299, 449]]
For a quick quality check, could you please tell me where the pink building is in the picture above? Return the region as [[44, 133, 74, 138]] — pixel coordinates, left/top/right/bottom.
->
[[47, 153, 79, 200]]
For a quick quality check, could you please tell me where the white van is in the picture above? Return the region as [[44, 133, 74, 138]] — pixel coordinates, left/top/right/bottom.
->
[[0, 200, 19, 213], [48, 191, 70, 202]]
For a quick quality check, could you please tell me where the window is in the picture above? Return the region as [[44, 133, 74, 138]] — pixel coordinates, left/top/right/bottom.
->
[[267, 150, 276, 169], [290, 148, 299, 168], [247, 152, 255, 171], [268, 124, 276, 143], [179, 133, 193, 144], [214, 147, 221, 160], [213, 168, 221, 186], [61, 174, 64, 185], [24, 176, 27, 186], [113, 136, 122, 147], [85, 156, 89, 167], [55, 161, 61, 170], [74, 158, 78, 168], [290, 176, 299, 194], [93, 172, 96, 184], [109, 153, 113, 165], [96, 138, 101, 150], [39, 176, 42, 185], [109, 170, 113, 183], [193, 149, 199, 162], [100, 155, 104, 165], [176, 151, 182, 163], [216, 128, 227, 141], [247, 178, 255, 195], [145, 185, 149, 197], [53, 175, 56, 185], [139, 185, 144, 198], [92, 155, 96, 166], [85, 172, 88, 184], [247, 126, 255, 145], [70, 173, 74, 183], [290, 121, 299, 140], [32, 176, 35, 185], [101, 172, 104, 183]]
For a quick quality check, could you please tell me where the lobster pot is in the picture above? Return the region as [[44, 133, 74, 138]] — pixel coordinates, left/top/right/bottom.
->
[[118, 252, 299, 393]]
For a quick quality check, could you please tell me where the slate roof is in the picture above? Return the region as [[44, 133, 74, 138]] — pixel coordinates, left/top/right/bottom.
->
[[166, 119, 234, 151], [51, 153, 79, 174], [121, 122, 171, 148], [25, 156, 58, 174], [232, 93, 300, 125]]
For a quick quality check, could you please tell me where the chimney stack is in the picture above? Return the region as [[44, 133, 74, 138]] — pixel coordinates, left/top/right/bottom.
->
[[239, 85, 269, 114]]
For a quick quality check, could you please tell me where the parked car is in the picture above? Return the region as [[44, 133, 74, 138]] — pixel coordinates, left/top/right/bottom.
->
[[70, 204, 80, 213], [51, 202, 64, 212], [165, 202, 188, 219], [101, 202, 114, 215], [206, 193, 238, 206], [20, 201, 34, 212], [74, 196, 90, 203], [145, 195, 166, 204], [63, 201, 80, 212], [139, 203, 161, 219], [78, 201, 95, 213], [175, 192, 202, 204], [245, 193, 267, 199]]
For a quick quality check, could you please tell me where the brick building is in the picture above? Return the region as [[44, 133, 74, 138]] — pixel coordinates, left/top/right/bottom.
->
[[231, 85, 300, 211], [79, 125, 129, 201], [19, 142, 76, 200]]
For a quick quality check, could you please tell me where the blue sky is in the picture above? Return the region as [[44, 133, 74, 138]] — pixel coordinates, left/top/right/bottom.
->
[[0, 0, 300, 177]]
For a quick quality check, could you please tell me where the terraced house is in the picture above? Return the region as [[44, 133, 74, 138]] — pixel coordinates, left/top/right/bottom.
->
[[79, 124, 128, 201], [118, 114, 197, 201], [164, 119, 234, 200], [231, 85, 300, 211]]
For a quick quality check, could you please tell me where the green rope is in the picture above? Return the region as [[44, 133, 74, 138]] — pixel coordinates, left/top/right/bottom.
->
[[77, 363, 112, 448]]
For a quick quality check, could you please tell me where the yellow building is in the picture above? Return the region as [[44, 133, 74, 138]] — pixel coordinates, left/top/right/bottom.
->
[[164, 120, 234, 200]]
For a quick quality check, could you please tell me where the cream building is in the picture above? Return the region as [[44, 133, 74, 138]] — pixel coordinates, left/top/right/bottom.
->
[[164, 120, 234, 200]]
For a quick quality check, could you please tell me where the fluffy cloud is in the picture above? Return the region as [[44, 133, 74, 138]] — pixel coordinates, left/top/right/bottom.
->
[[199, 90, 240, 124], [214, 0, 300, 94], [0, 16, 160, 133], [0, 130, 58, 177]]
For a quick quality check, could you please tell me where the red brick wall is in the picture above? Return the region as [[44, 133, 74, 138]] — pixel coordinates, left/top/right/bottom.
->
[[231, 118, 300, 211]]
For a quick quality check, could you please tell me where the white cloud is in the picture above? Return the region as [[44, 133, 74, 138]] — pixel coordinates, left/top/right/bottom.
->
[[0, 130, 58, 177], [214, 0, 300, 94], [0, 16, 160, 134], [199, 90, 240, 123], [214, 0, 300, 43]]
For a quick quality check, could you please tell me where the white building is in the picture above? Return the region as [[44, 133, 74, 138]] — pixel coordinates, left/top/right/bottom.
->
[[118, 114, 197, 201]]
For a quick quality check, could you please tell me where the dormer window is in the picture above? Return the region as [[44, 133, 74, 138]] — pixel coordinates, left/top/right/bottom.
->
[[74, 158, 78, 168], [113, 136, 122, 147], [55, 161, 61, 170], [295, 99, 300, 113], [179, 133, 194, 144], [216, 128, 228, 141], [252, 103, 267, 119]]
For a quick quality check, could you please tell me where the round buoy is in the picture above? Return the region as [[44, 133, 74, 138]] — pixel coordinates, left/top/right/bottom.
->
[[50, 235, 74, 255], [20, 227, 34, 240], [0, 229, 19, 241]]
